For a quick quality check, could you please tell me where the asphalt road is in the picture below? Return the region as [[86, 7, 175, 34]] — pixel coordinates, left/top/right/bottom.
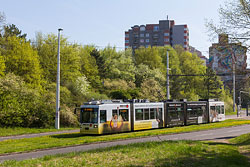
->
[[1, 124, 250, 162]]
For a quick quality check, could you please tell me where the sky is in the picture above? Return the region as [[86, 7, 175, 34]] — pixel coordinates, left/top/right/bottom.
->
[[0, 0, 226, 57]]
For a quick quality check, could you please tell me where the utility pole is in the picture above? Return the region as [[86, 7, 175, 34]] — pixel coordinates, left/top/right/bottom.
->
[[55, 28, 63, 129], [233, 61, 236, 115], [166, 49, 170, 100], [231, 47, 236, 115]]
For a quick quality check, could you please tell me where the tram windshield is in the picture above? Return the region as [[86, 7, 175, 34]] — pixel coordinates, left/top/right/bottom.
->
[[81, 108, 98, 123]]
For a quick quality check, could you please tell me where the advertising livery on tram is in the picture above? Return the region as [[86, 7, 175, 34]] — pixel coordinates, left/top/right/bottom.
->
[[79, 99, 225, 135]]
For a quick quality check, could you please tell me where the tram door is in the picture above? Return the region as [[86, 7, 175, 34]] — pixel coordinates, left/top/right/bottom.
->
[[165, 102, 185, 127]]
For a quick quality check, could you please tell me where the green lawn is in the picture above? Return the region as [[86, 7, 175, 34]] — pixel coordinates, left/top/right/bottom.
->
[[0, 127, 77, 137], [0, 119, 250, 155], [1, 140, 249, 167]]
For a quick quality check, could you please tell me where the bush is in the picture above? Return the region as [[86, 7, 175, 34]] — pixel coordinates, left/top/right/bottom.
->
[[60, 105, 78, 127], [0, 73, 54, 127]]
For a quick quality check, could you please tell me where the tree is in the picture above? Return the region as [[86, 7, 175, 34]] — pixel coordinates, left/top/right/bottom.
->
[[140, 78, 165, 102], [0, 36, 43, 87], [134, 46, 164, 70], [134, 64, 165, 87], [107, 49, 135, 81], [78, 46, 102, 88], [90, 48, 106, 80], [2, 24, 27, 39], [0, 51, 5, 76], [158, 46, 183, 99], [174, 45, 207, 100], [204, 68, 224, 99], [34, 33, 81, 85], [206, 0, 250, 48]]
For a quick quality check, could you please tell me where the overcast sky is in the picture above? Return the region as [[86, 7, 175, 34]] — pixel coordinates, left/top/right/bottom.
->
[[0, 0, 226, 57]]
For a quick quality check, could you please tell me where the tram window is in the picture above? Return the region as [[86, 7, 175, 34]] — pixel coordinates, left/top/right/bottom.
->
[[112, 109, 118, 117], [81, 108, 98, 123], [169, 110, 178, 119], [135, 109, 143, 121], [144, 108, 149, 120], [210, 106, 215, 112], [112, 109, 119, 121], [100, 110, 106, 123], [221, 105, 225, 114], [216, 106, 220, 114], [187, 108, 196, 117], [195, 107, 203, 116], [150, 108, 156, 119], [120, 109, 129, 121]]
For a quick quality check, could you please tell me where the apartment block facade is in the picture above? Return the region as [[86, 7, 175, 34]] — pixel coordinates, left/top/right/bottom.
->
[[125, 19, 189, 50]]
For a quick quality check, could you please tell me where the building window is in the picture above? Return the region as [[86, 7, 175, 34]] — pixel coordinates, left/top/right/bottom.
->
[[140, 39, 144, 43], [146, 45, 149, 48], [153, 34, 158, 39], [140, 26, 145, 31], [140, 33, 144, 37], [125, 34, 129, 38], [125, 40, 129, 43], [164, 38, 169, 42], [153, 26, 159, 31], [164, 33, 169, 36], [184, 28, 188, 31], [146, 39, 150, 43], [146, 33, 150, 37], [125, 46, 129, 49], [134, 34, 139, 37], [184, 33, 188, 36]]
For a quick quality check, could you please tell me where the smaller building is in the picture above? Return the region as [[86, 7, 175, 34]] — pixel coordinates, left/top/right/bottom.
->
[[209, 34, 247, 86]]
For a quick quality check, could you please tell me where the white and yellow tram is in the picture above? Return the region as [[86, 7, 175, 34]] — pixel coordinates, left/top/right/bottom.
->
[[79, 99, 225, 135]]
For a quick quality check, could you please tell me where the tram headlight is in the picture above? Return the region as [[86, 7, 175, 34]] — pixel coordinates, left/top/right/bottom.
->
[[94, 125, 98, 128]]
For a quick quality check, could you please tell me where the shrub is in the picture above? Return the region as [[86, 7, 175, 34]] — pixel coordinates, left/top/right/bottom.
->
[[0, 73, 54, 127]]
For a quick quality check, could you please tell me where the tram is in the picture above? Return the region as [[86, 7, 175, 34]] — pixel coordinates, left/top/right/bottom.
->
[[79, 99, 225, 135]]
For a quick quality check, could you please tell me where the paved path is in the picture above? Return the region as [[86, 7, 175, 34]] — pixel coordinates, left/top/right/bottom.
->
[[225, 110, 250, 120], [1, 124, 250, 162]]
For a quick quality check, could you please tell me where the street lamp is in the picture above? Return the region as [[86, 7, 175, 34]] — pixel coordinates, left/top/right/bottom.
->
[[55, 28, 63, 129], [166, 49, 170, 100]]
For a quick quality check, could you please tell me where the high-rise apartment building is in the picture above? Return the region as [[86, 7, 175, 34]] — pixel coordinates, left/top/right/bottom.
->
[[125, 19, 189, 50]]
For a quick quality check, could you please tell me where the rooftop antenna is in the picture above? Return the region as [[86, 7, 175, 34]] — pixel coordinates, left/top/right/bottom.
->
[[167, 15, 169, 20]]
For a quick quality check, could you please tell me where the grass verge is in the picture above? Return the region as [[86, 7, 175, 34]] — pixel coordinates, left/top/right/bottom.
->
[[0, 127, 77, 137], [0, 119, 250, 154], [1, 140, 249, 167]]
